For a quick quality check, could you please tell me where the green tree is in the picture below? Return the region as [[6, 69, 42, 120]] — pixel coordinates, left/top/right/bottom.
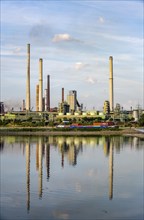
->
[[138, 114, 144, 126]]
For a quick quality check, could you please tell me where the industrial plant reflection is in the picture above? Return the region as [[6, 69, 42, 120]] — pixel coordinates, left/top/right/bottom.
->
[[0, 135, 143, 212], [26, 141, 30, 212]]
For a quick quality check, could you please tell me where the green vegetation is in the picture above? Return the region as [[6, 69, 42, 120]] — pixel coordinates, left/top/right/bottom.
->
[[0, 126, 120, 133], [138, 114, 144, 126], [1, 112, 143, 128], [0, 119, 46, 127]]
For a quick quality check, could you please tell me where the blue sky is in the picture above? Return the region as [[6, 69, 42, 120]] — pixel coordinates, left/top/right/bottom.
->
[[1, 0, 143, 110]]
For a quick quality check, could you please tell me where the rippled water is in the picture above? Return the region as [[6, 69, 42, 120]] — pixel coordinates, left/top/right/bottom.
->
[[0, 136, 143, 220]]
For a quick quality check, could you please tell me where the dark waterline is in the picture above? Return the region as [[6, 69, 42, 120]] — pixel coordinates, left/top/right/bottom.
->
[[0, 136, 144, 220]]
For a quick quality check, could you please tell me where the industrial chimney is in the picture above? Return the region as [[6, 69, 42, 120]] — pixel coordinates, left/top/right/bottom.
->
[[45, 89, 48, 111], [62, 88, 64, 103], [26, 44, 30, 111], [39, 59, 43, 112], [36, 84, 39, 111], [47, 75, 50, 111], [109, 56, 114, 112]]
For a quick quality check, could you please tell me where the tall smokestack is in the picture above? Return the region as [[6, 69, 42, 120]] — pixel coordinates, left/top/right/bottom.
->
[[45, 89, 48, 111], [109, 56, 114, 112], [39, 59, 43, 112], [36, 84, 39, 111], [26, 44, 30, 111], [47, 75, 50, 111], [62, 88, 64, 102], [42, 97, 45, 112]]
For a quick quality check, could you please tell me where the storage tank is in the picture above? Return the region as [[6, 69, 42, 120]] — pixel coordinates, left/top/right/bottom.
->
[[133, 110, 138, 121], [82, 112, 87, 116], [58, 113, 64, 116], [66, 113, 71, 116], [90, 111, 96, 116]]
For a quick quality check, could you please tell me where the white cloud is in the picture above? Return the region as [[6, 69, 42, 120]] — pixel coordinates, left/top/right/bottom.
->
[[95, 57, 107, 63], [75, 62, 89, 70], [86, 77, 97, 84], [100, 33, 143, 44], [52, 34, 72, 42], [114, 54, 132, 62], [52, 33, 79, 42], [98, 16, 105, 24], [13, 47, 22, 54]]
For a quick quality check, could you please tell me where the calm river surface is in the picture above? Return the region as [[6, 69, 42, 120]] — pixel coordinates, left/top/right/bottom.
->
[[0, 135, 143, 220]]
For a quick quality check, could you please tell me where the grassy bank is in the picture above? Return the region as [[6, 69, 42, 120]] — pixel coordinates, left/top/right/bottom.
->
[[0, 126, 143, 138]]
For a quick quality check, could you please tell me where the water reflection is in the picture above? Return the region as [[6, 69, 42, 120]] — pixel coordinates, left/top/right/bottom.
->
[[38, 138, 43, 199], [45, 143, 50, 180], [1, 135, 143, 213], [109, 140, 114, 200], [26, 142, 30, 211], [57, 137, 83, 167]]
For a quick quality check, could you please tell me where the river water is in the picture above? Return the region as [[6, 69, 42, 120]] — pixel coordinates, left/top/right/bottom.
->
[[0, 135, 143, 220]]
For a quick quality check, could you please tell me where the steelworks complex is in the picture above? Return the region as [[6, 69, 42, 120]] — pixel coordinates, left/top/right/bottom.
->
[[0, 44, 143, 124]]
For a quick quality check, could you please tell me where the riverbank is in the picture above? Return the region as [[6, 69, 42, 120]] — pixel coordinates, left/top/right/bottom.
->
[[0, 126, 144, 138]]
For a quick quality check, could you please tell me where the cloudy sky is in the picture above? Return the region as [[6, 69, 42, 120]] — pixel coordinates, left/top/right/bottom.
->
[[1, 0, 143, 110]]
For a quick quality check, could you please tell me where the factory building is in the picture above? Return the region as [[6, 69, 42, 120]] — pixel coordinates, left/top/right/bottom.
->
[[103, 100, 110, 115], [0, 102, 4, 114], [115, 103, 121, 113], [58, 88, 70, 115], [67, 90, 81, 114], [22, 100, 26, 111], [58, 102, 70, 115], [67, 90, 77, 113], [132, 108, 143, 122]]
